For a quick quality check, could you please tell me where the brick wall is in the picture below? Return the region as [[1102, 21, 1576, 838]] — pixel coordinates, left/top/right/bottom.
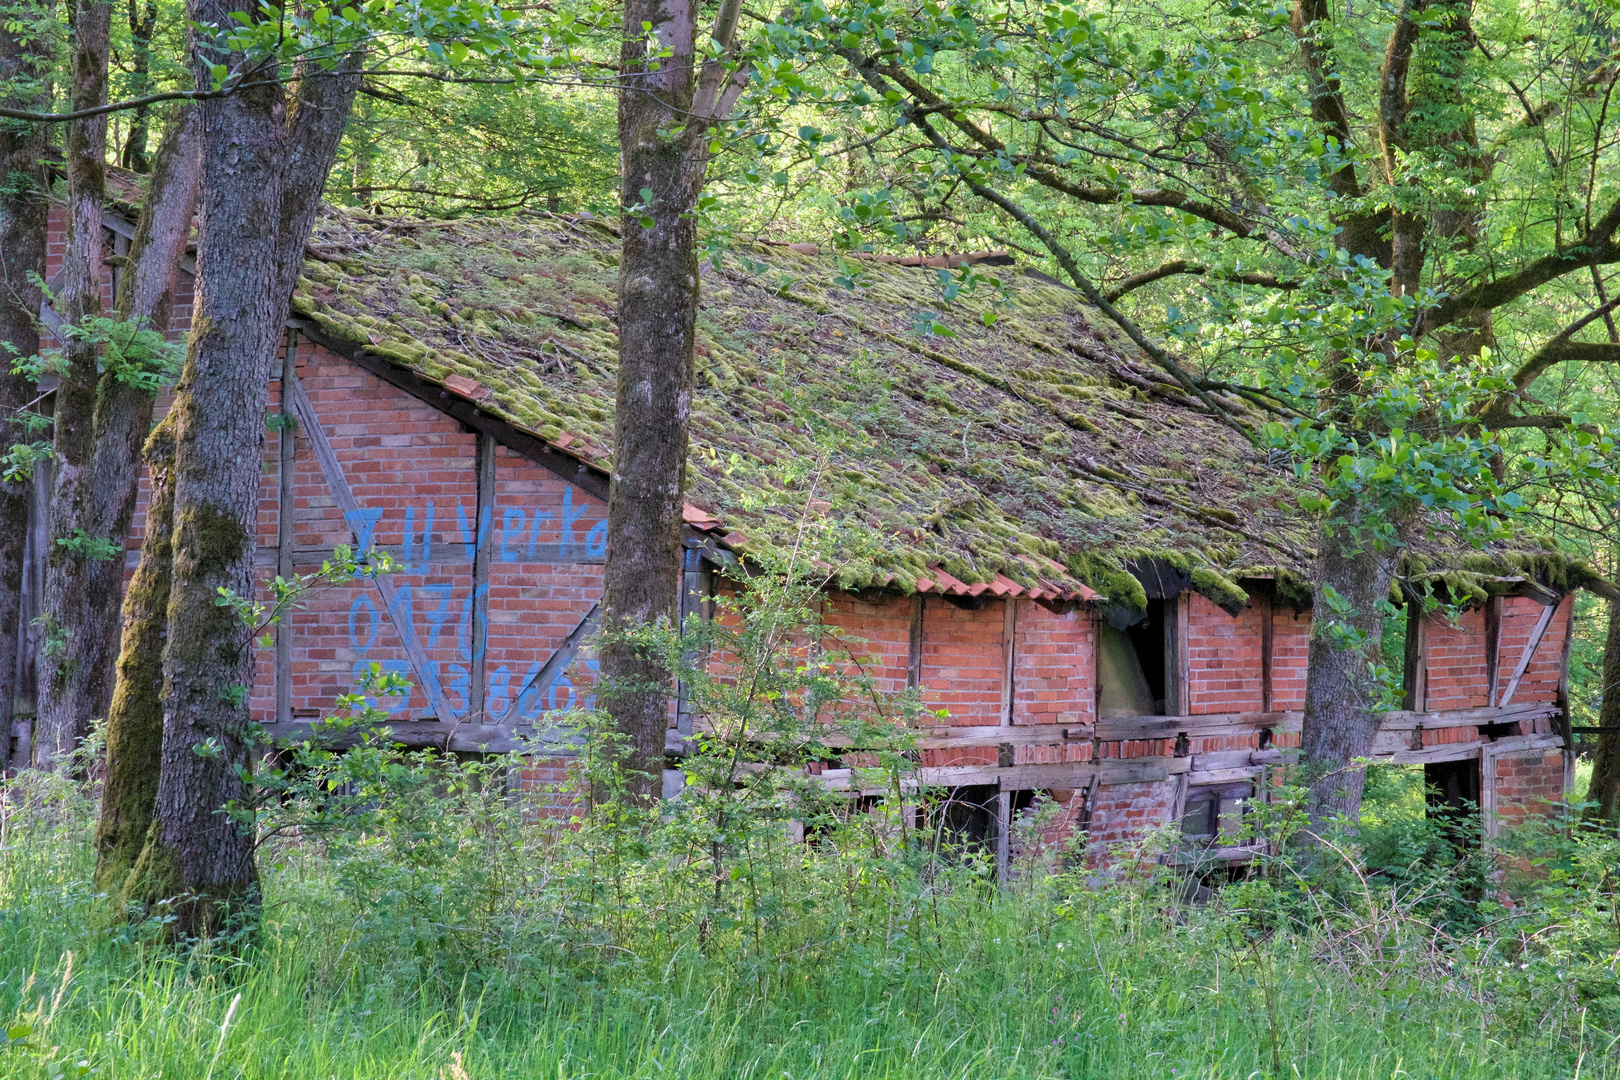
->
[[1494, 749, 1567, 830], [1424, 607, 1490, 710], [1084, 779, 1177, 853], [1187, 593, 1265, 715], [1270, 605, 1310, 710]]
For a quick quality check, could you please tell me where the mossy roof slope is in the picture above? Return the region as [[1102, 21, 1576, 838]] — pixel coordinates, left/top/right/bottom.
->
[[286, 210, 1337, 608]]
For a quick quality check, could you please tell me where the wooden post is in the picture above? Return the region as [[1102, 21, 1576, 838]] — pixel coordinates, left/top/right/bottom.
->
[[1481, 744, 1499, 842], [674, 547, 711, 739], [1403, 601, 1428, 712], [469, 433, 495, 720], [1484, 596, 1503, 707], [995, 789, 1011, 883], [1555, 595, 1576, 798], [275, 331, 298, 727], [1165, 593, 1191, 717], [907, 594, 924, 690], [1000, 598, 1017, 727], [1259, 592, 1274, 714]]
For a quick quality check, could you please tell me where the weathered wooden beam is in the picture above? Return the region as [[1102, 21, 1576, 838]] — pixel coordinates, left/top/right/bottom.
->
[[469, 433, 496, 720], [1403, 602, 1427, 712], [1484, 596, 1503, 706], [1000, 598, 1017, 727], [258, 719, 580, 754], [242, 543, 603, 570], [907, 595, 924, 690], [1259, 592, 1274, 714], [275, 331, 298, 727]]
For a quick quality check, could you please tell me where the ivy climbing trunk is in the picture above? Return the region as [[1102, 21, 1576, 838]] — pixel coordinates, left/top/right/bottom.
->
[[0, 0, 53, 771], [601, 0, 747, 800], [95, 413, 175, 894], [34, 0, 111, 768], [39, 107, 198, 772], [1298, 506, 1408, 825], [1584, 599, 1620, 825], [124, 31, 360, 935]]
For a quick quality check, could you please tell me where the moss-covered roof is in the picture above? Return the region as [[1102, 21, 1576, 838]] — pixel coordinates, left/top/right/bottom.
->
[[287, 209, 1605, 613]]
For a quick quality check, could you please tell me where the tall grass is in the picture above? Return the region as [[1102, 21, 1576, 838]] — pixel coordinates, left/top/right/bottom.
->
[[3, 762, 1618, 1080]]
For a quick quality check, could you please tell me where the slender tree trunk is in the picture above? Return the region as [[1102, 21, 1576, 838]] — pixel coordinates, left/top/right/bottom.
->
[[1298, 506, 1407, 825], [95, 413, 175, 894], [34, 0, 111, 768], [91, 112, 200, 894], [1585, 600, 1620, 824], [119, 0, 157, 172], [0, 2, 54, 771], [40, 107, 198, 774], [600, 0, 745, 800], [124, 31, 359, 935]]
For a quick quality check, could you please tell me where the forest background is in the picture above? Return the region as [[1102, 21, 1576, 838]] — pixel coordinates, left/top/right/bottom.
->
[[3, 0, 1620, 1074]]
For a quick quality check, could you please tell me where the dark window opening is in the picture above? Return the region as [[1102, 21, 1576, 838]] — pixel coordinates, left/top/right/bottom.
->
[[1181, 781, 1253, 842], [1098, 599, 1169, 717], [920, 786, 1037, 859], [1425, 758, 1481, 846]]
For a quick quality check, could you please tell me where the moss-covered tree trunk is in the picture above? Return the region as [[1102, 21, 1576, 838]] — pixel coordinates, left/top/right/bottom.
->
[[123, 24, 359, 934], [91, 111, 199, 894], [95, 414, 175, 894], [0, 2, 53, 770], [1584, 600, 1620, 824], [34, 0, 111, 768], [1298, 507, 1407, 825]]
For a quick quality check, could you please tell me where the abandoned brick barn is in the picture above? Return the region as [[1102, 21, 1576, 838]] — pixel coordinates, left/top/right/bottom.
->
[[18, 194, 1606, 867]]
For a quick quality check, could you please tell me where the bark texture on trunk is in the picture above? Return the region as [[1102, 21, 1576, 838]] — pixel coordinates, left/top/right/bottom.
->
[[0, 4, 53, 771], [1298, 510, 1405, 825], [601, 0, 745, 799], [95, 414, 176, 894], [125, 33, 359, 935], [1584, 600, 1620, 824], [39, 107, 199, 772], [34, 0, 111, 767]]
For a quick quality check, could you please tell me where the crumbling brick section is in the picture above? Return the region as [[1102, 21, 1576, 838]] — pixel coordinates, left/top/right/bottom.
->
[[1494, 750, 1568, 831]]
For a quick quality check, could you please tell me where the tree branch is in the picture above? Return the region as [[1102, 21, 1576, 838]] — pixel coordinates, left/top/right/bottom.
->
[[1419, 197, 1620, 334], [1103, 260, 1299, 302]]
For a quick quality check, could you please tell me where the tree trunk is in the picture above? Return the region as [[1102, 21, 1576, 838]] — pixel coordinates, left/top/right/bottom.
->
[[119, 0, 158, 172], [600, 0, 704, 799], [95, 413, 176, 894], [1298, 507, 1406, 825], [0, 4, 54, 772], [39, 107, 199, 774], [1584, 599, 1620, 824], [90, 112, 200, 895], [124, 30, 359, 935], [600, 0, 746, 799], [34, 0, 111, 768]]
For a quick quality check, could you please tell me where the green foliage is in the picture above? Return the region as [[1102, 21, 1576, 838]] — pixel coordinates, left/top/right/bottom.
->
[[53, 529, 121, 563]]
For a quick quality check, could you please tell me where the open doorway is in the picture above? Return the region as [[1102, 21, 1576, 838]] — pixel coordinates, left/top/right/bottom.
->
[[1097, 599, 1171, 717]]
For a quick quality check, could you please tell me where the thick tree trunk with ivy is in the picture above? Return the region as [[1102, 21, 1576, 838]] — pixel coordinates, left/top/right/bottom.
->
[[1584, 601, 1620, 824], [94, 414, 176, 895], [1299, 508, 1407, 825], [0, 3, 53, 771], [124, 28, 360, 934], [601, 0, 745, 800], [33, 0, 111, 768], [39, 107, 198, 771]]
